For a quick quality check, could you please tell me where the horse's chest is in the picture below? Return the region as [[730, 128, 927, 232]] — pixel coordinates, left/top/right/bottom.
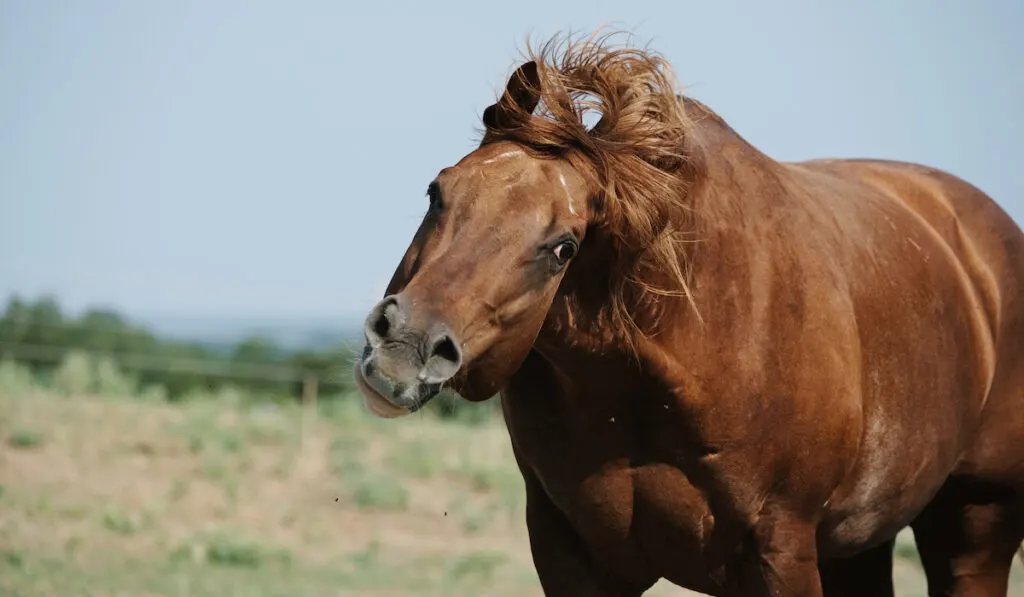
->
[[523, 440, 716, 587], [502, 369, 718, 588]]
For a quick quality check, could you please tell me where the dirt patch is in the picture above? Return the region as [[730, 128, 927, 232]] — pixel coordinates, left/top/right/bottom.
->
[[2, 391, 1021, 597]]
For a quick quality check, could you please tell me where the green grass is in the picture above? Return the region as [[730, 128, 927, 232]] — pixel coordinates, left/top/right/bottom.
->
[[387, 439, 443, 479], [894, 534, 923, 567], [100, 506, 144, 535], [0, 536, 536, 597], [170, 529, 293, 569], [0, 387, 546, 597], [348, 472, 410, 510], [0, 386, 1021, 597], [7, 427, 45, 449], [446, 550, 510, 586]]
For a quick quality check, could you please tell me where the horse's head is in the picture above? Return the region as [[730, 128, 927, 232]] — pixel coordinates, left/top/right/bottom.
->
[[355, 61, 594, 416], [354, 34, 700, 417]]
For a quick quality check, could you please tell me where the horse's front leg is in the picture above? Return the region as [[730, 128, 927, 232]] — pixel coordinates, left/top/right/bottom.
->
[[729, 507, 823, 597], [819, 538, 896, 597], [521, 472, 652, 597]]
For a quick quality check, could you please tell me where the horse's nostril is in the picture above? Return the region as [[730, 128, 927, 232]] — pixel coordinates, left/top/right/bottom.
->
[[364, 295, 460, 386], [430, 333, 461, 366], [372, 310, 391, 339], [420, 329, 462, 385], [367, 296, 401, 342]]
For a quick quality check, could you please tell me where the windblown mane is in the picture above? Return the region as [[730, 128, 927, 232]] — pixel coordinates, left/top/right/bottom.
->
[[479, 30, 706, 345]]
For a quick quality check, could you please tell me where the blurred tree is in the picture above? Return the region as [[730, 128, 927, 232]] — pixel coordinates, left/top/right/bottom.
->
[[232, 335, 280, 364], [0, 295, 374, 405], [25, 295, 65, 347], [290, 348, 352, 397], [0, 295, 32, 345], [230, 335, 289, 396]]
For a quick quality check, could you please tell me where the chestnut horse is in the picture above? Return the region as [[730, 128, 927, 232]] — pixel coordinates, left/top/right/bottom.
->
[[353, 32, 1024, 596]]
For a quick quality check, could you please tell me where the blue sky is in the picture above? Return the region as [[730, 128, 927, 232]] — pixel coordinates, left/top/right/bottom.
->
[[1, 0, 1021, 323]]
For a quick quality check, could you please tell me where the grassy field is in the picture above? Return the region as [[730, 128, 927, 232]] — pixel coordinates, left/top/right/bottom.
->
[[1, 386, 1022, 596]]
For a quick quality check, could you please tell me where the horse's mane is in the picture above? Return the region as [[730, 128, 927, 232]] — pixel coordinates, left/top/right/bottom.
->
[[479, 30, 706, 345]]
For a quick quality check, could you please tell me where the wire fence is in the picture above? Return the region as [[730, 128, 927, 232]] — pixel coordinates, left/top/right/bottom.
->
[[0, 342, 309, 382], [0, 339, 345, 445], [0, 334, 361, 408], [0, 317, 364, 354], [0, 305, 502, 424]]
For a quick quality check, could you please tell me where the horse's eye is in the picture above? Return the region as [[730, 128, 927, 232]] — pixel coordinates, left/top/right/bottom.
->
[[552, 240, 577, 266]]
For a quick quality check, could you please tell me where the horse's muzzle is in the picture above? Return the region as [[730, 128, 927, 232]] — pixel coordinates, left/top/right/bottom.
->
[[353, 294, 463, 417]]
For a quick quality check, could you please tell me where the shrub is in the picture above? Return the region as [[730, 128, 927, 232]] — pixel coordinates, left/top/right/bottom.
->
[[0, 358, 35, 394], [171, 531, 292, 569], [138, 383, 169, 403], [93, 355, 137, 397], [8, 428, 45, 449], [100, 506, 142, 535], [52, 351, 93, 396]]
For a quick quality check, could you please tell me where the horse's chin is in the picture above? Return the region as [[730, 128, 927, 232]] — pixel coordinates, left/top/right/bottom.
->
[[353, 363, 412, 419]]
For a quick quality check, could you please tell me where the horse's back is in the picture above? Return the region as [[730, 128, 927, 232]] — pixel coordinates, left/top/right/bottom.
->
[[801, 157, 1024, 487]]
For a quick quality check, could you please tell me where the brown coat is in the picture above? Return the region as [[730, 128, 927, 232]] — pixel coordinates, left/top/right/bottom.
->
[[354, 31, 1024, 596]]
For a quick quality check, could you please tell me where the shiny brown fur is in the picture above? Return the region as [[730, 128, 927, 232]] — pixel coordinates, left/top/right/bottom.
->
[[354, 31, 1024, 596]]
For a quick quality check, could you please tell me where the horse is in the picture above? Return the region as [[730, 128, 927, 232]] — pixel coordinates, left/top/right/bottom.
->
[[352, 31, 1024, 596]]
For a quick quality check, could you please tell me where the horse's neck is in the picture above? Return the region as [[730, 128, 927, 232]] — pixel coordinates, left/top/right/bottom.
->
[[517, 340, 650, 407], [526, 105, 786, 394]]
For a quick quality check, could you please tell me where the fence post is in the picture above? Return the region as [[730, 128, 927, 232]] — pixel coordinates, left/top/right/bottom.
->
[[300, 374, 318, 451]]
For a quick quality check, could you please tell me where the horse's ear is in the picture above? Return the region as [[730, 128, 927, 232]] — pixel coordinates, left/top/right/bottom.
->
[[483, 61, 541, 131]]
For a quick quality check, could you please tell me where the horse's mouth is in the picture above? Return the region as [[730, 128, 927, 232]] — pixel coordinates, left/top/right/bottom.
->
[[353, 362, 411, 418], [352, 359, 443, 417]]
